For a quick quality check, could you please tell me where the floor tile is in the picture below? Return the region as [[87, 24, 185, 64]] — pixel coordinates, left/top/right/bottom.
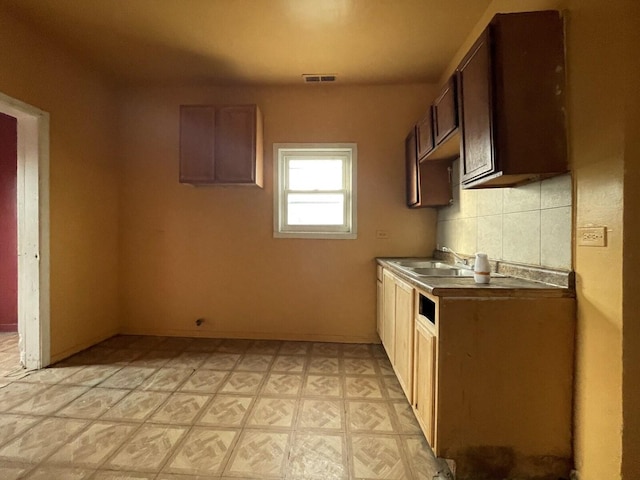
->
[[129, 350, 176, 368], [262, 373, 303, 396], [165, 352, 210, 369], [311, 343, 341, 357], [0, 462, 32, 480], [0, 413, 42, 446], [308, 357, 340, 374], [0, 382, 49, 412], [278, 341, 310, 355], [343, 344, 373, 358], [101, 391, 169, 422], [287, 432, 348, 479], [199, 353, 241, 371], [235, 354, 274, 372], [403, 435, 441, 479], [271, 355, 306, 373], [350, 434, 408, 479], [393, 402, 422, 434], [149, 393, 210, 424], [345, 376, 383, 399], [139, 368, 193, 391], [198, 395, 253, 427], [56, 388, 130, 419], [164, 427, 238, 475], [0, 417, 88, 463], [24, 465, 94, 479], [219, 372, 264, 394], [59, 366, 123, 387], [245, 397, 297, 428], [348, 401, 395, 433], [92, 471, 156, 479], [298, 399, 344, 431], [184, 337, 223, 352], [10, 384, 88, 415], [344, 358, 377, 375], [106, 425, 187, 472], [179, 370, 228, 393], [47, 421, 137, 468], [224, 430, 289, 478], [303, 375, 342, 398], [246, 340, 281, 354], [0, 335, 440, 479], [99, 367, 157, 389]]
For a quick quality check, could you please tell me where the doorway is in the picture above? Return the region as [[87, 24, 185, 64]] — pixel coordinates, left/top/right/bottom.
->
[[0, 91, 50, 370]]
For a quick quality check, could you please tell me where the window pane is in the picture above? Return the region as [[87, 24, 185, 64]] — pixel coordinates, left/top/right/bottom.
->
[[287, 193, 344, 225], [288, 159, 343, 190]]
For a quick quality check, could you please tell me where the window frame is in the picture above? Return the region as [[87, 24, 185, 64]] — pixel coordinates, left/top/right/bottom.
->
[[274, 143, 357, 239]]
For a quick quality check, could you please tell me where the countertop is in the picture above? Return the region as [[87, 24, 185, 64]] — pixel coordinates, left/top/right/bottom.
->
[[377, 258, 575, 298]]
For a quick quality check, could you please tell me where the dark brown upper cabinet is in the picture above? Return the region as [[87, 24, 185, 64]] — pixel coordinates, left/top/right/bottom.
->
[[179, 104, 263, 187], [433, 76, 458, 146], [416, 109, 435, 160], [406, 128, 452, 208], [457, 11, 567, 188]]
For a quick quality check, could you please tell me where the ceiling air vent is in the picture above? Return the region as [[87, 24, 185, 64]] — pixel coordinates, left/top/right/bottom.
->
[[303, 74, 337, 83]]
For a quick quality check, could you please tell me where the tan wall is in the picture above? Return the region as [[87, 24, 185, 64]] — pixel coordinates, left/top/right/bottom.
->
[[118, 84, 437, 342], [442, 0, 629, 478], [0, 13, 120, 360]]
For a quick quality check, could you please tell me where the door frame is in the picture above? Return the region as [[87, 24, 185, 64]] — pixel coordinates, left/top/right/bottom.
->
[[0, 91, 50, 369]]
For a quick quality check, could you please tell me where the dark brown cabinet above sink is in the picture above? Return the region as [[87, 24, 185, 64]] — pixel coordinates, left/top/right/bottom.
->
[[457, 10, 568, 188]]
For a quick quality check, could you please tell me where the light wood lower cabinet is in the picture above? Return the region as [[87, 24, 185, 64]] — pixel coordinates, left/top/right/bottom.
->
[[377, 266, 575, 479], [414, 309, 437, 447], [380, 269, 414, 400]]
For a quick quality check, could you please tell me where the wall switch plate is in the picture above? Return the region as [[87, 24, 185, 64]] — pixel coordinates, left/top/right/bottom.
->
[[376, 230, 390, 240], [577, 226, 607, 247]]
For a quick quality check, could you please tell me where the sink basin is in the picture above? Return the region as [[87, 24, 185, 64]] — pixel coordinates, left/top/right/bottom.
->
[[393, 260, 455, 269], [410, 267, 474, 277]]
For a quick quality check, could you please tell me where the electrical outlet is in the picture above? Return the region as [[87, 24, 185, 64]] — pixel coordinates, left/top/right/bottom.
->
[[577, 226, 607, 247], [376, 230, 390, 240]]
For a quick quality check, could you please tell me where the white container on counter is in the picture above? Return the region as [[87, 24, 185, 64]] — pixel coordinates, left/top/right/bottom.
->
[[474, 253, 491, 284]]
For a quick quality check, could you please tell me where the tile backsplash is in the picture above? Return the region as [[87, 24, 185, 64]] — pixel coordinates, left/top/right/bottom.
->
[[436, 159, 572, 269]]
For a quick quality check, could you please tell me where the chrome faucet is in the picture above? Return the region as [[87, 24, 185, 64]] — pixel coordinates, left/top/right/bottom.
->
[[441, 246, 470, 266]]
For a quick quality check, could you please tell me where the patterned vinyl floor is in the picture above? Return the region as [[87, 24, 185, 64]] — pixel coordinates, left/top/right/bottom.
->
[[0, 333, 442, 479]]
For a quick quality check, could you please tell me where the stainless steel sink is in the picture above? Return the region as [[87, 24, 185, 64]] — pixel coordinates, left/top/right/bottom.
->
[[393, 260, 455, 269], [410, 267, 474, 277]]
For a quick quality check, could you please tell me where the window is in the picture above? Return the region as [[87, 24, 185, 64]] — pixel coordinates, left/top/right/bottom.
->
[[274, 143, 357, 239]]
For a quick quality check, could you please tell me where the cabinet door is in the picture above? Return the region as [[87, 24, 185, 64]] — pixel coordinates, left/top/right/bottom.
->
[[416, 109, 434, 160], [405, 128, 420, 207], [433, 76, 458, 145], [458, 29, 495, 184], [377, 279, 384, 342], [214, 105, 261, 185], [394, 278, 414, 400], [382, 270, 396, 361], [179, 106, 216, 184], [415, 318, 437, 447]]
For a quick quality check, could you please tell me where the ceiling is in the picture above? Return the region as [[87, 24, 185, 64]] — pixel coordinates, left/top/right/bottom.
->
[[0, 0, 492, 86]]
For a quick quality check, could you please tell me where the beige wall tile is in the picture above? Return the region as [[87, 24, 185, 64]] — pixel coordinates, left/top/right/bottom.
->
[[541, 207, 572, 269], [503, 182, 541, 213], [503, 211, 541, 265], [477, 188, 504, 216], [541, 174, 572, 209], [477, 215, 503, 260]]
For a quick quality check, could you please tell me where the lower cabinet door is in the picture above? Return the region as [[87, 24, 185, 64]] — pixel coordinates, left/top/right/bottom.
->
[[415, 317, 437, 447], [394, 279, 414, 400]]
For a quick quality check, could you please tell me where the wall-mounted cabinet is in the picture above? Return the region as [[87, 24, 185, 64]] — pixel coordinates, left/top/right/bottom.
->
[[179, 104, 263, 186], [405, 75, 460, 208], [406, 130, 453, 208], [457, 11, 567, 188]]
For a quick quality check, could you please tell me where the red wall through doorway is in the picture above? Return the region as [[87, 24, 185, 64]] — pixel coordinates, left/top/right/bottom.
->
[[0, 111, 18, 332]]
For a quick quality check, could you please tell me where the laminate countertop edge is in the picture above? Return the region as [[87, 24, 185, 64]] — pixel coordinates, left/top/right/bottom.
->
[[377, 258, 575, 299]]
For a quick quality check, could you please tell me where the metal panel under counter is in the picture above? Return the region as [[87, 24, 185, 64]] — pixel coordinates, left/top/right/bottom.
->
[[377, 257, 575, 298]]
